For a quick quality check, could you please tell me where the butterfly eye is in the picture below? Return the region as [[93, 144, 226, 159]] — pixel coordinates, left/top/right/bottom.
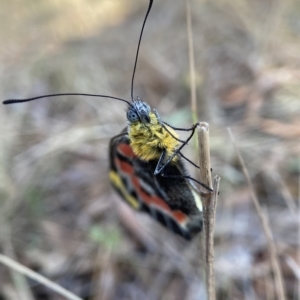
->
[[127, 109, 139, 123]]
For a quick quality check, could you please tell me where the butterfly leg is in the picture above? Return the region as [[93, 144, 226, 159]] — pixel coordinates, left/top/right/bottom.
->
[[154, 124, 197, 175], [154, 126, 213, 192], [162, 121, 200, 145], [154, 149, 168, 175], [159, 117, 200, 168], [154, 150, 212, 191], [161, 173, 211, 191], [153, 109, 186, 143], [153, 109, 200, 146], [178, 151, 199, 169], [163, 121, 199, 132], [154, 109, 199, 144]]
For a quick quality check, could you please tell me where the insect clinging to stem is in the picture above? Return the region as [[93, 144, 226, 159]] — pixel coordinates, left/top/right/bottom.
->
[[3, 0, 212, 240]]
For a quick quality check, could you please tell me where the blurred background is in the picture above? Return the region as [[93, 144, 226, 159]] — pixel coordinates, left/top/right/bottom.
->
[[0, 0, 299, 299]]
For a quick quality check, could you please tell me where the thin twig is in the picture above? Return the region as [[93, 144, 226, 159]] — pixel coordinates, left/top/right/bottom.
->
[[197, 123, 219, 300], [0, 254, 83, 300], [186, 0, 197, 124], [204, 176, 220, 300], [197, 123, 213, 193], [228, 128, 286, 300], [186, 4, 219, 298], [3, 233, 35, 300]]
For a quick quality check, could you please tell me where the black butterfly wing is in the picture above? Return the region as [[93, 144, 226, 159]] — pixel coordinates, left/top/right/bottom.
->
[[109, 131, 203, 240]]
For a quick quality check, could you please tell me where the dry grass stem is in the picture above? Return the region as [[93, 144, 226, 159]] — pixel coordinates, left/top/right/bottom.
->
[[228, 128, 286, 300], [0, 254, 83, 300], [197, 123, 219, 300], [197, 123, 213, 193], [204, 176, 220, 300], [3, 239, 34, 300], [187, 7, 218, 298], [186, 0, 197, 124]]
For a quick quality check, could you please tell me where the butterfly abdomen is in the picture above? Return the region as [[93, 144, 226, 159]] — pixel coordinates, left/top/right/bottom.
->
[[128, 112, 179, 162]]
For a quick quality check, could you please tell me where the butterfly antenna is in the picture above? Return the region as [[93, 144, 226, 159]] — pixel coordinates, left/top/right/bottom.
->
[[130, 0, 153, 101], [3, 93, 131, 106]]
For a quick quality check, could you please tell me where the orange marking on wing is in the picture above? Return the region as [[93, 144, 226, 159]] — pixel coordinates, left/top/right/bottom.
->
[[115, 158, 134, 175], [118, 143, 136, 158], [115, 154, 187, 223], [172, 211, 187, 223], [132, 177, 170, 211]]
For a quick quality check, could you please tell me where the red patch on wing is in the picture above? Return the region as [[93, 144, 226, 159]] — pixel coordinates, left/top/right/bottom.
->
[[115, 158, 134, 175], [115, 148, 188, 225], [131, 176, 188, 223], [132, 177, 169, 211], [118, 143, 136, 158], [172, 211, 187, 223]]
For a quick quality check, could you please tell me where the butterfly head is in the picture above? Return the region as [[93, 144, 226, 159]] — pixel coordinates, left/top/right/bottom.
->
[[127, 96, 151, 124]]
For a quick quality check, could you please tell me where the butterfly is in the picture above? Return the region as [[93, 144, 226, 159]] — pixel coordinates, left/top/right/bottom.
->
[[2, 0, 212, 240]]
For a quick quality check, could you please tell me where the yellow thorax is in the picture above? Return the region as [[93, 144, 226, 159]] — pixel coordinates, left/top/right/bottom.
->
[[128, 112, 180, 162]]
